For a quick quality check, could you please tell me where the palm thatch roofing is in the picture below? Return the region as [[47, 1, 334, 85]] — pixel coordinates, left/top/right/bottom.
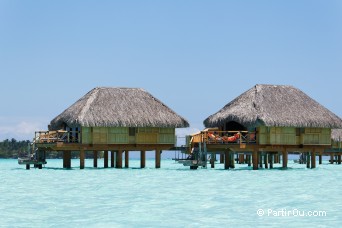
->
[[204, 84, 342, 129], [332, 129, 342, 142], [50, 87, 189, 129]]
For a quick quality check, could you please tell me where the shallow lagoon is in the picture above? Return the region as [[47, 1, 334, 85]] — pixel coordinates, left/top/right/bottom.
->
[[1, 159, 342, 227]]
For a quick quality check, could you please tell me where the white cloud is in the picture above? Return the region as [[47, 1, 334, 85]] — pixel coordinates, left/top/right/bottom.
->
[[0, 119, 48, 140]]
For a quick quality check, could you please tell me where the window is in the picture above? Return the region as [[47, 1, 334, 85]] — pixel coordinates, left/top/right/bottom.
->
[[129, 127, 136, 136]]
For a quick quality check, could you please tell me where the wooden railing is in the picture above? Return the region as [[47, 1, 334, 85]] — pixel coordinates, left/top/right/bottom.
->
[[35, 130, 81, 143], [192, 130, 256, 145]]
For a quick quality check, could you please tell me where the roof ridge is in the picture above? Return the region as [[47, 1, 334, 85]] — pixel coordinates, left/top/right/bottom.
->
[[78, 88, 100, 123]]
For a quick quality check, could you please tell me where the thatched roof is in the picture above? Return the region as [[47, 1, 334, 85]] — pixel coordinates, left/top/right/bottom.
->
[[204, 84, 342, 129], [332, 129, 342, 142], [50, 87, 189, 129]]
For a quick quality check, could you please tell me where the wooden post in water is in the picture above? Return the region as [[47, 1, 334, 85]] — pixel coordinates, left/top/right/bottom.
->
[[311, 149, 316, 169], [239, 154, 244, 164], [141, 150, 146, 168], [247, 154, 251, 167], [282, 149, 288, 169], [318, 153, 322, 165], [66, 151, 71, 168], [269, 153, 274, 169], [252, 148, 258, 170], [338, 154, 342, 165], [125, 151, 129, 168], [155, 150, 161, 168], [224, 151, 230, 169], [80, 149, 85, 169], [93, 151, 98, 168], [330, 153, 334, 164], [26, 164, 30, 170], [259, 153, 263, 168], [210, 153, 215, 168], [230, 152, 235, 168], [220, 153, 224, 164], [116, 150, 123, 168], [111, 151, 115, 168], [306, 152, 310, 169], [63, 151, 66, 168], [104, 151, 108, 168], [264, 153, 268, 169]]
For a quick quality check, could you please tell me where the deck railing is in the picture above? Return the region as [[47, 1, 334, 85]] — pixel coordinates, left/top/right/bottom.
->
[[35, 130, 81, 143], [192, 130, 257, 145]]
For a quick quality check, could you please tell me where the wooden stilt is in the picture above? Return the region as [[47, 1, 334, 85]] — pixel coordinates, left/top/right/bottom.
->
[[306, 152, 310, 168], [125, 151, 129, 168], [93, 151, 98, 168], [104, 151, 108, 168], [116, 150, 123, 168], [282, 149, 288, 169], [220, 153, 224, 164], [247, 155, 251, 167], [141, 150, 146, 168], [38, 164, 42, 169], [311, 149, 316, 169], [264, 153, 268, 169], [330, 153, 334, 164], [224, 151, 230, 169], [111, 151, 115, 168], [210, 153, 215, 168], [252, 148, 258, 170], [80, 149, 85, 169], [66, 151, 71, 168], [259, 153, 263, 168], [63, 151, 66, 168], [26, 164, 30, 170], [155, 150, 161, 168], [338, 154, 341, 165], [239, 154, 244, 164], [319, 153, 322, 165], [269, 153, 273, 169], [230, 152, 235, 168]]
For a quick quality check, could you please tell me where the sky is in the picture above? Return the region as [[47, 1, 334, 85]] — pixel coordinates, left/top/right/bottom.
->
[[0, 0, 342, 141]]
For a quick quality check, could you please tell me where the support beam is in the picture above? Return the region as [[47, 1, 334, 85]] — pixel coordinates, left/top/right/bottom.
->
[[220, 153, 224, 164], [330, 153, 334, 164], [93, 151, 98, 168], [116, 150, 123, 168], [264, 153, 268, 169], [259, 153, 263, 168], [306, 152, 310, 169], [65, 151, 71, 168], [230, 152, 235, 168], [104, 150, 108, 168], [111, 151, 115, 168], [224, 151, 230, 169], [26, 164, 30, 170], [210, 153, 215, 168], [141, 150, 146, 168], [319, 154, 322, 165], [247, 155, 251, 167], [80, 149, 85, 169], [338, 154, 342, 165], [125, 151, 129, 168], [252, 149, 258, 170], [155, 150, 161, 168], [269, 153, 274, 169], [311, 149, 316, 169], [63, 151, 66, 168], [282, 149, 288, 169]]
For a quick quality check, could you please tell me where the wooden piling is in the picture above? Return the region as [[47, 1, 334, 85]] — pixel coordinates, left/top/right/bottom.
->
[[63, 151, 66, 168], [155, 150, 161, 168], [230, 152, 235, 168], [311, 149, 316, 169], [259, 153, 263, 168], [116, 150, 123, 168], [26, 164, 30, 170], [80, 149, 85, 169], [210, 153, 215, 168], [319, 153, 322, 165], [247, 155, 251, 167], [252, 148, 258, 170], [141, 150, 146, 168], [330, 153, 334, 164], [306, 152, 310, 169], [264, 153, 268, 169], [338, 154, 341, 165], [104, 150, 108, 168], [111, 151, 115, 168], [65, 151, 71, 168], [220, 153, 224, 164], [282, 149, 288, 169], [224, 151, 230, 169], [269, 153, 274, 169], [125, 151, 129, 168], [93, 151, 98, 168]]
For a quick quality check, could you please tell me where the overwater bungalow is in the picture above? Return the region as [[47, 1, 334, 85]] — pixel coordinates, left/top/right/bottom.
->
[[185, 84, 342, 170], [21, 87, 189, 169]]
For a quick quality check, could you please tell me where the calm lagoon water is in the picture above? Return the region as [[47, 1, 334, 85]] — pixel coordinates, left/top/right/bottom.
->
[[1, 158, 342, 227]]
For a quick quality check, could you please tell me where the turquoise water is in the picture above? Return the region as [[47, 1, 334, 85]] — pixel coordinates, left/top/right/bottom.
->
[[1, 158, 342, 227]]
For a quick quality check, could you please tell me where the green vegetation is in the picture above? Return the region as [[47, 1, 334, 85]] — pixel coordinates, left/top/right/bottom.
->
[[0, 139, 31, 158]]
